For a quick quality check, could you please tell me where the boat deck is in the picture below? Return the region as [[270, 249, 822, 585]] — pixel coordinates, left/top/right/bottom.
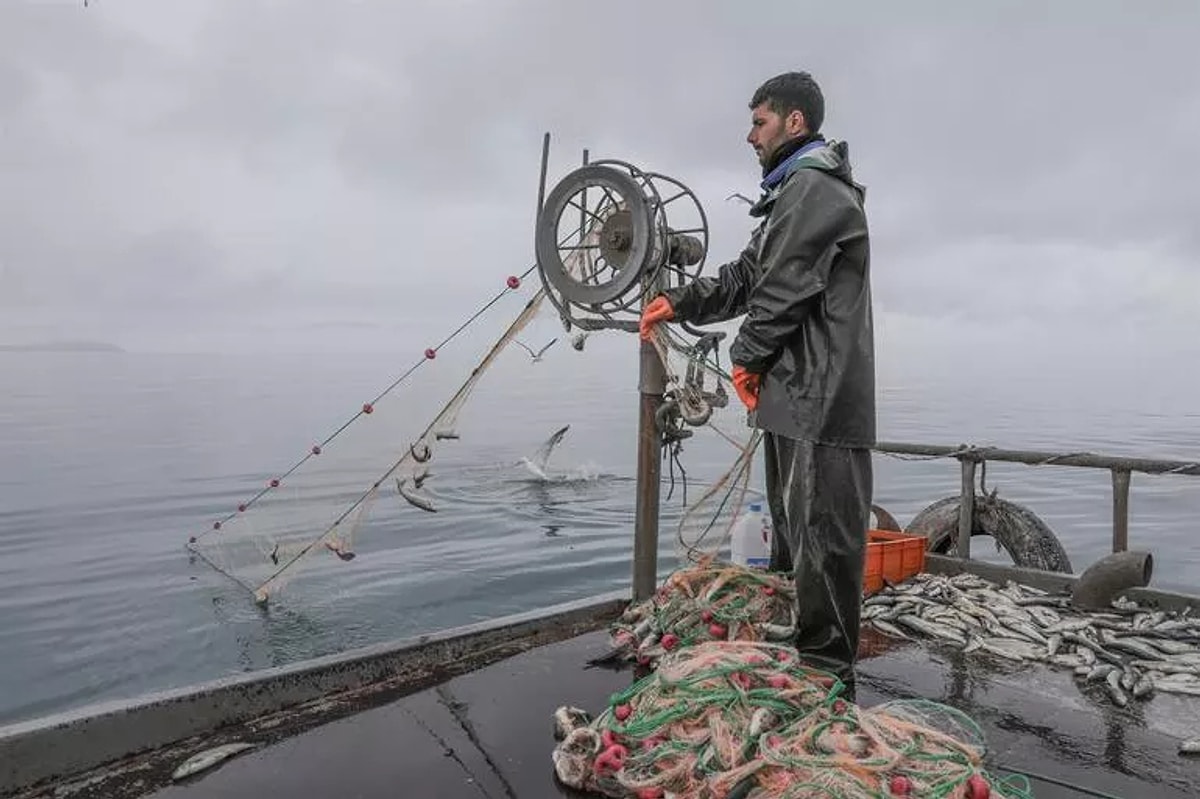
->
[[26, 625, 1200, 799]]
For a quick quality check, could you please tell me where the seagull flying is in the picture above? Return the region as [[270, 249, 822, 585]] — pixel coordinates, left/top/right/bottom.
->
[[514, 338, 558, 363]]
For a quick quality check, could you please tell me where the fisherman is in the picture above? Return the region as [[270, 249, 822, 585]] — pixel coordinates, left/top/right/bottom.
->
[[640, 71, 876, 698]]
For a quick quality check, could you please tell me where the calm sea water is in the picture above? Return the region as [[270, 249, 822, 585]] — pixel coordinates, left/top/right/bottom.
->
[[1, 338, 1198, 727]]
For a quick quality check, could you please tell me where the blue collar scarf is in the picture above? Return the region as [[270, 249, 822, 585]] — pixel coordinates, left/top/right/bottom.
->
[[760, 139, 826, 191]]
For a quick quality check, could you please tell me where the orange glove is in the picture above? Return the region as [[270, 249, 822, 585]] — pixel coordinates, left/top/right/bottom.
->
[[639, 296, 675, 341], [731, 366, 761, 411]]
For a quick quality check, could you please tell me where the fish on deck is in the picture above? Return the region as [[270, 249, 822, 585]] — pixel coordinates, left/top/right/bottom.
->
[[170, 742, 258, 782]]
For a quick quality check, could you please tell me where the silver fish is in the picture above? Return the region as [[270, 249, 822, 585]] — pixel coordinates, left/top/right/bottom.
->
[[1154, 680, 1200, 697], [1131, 659, 1200, 675], [896, 614, 966, 646], [633, 617, 654, 639], [748, 708, 778, 737], [1179, 738, 1200, 756], [396, 478, 437, 513], [171, 742, 258, 781], [1107, 683, 1129, 707], [553, 706, 591, 740], [1051, 653, 1086, 668], [1105, 638, 1163, 661], [761, 623, 793, 641], [860, 570, 1200, 710], [870, 619, 909, 639], [1150, 638, 1200, 656], [1004, 619, 1049, 645], [1046, 619, 1093, 635], [1027, 606, 1062, 628]]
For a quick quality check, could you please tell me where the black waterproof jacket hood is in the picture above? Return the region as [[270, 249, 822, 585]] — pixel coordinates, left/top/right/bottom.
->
[[663, 139, 876, 447]]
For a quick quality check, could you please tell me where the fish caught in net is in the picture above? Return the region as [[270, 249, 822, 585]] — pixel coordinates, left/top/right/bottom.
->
[[186, 200, 620, 605]]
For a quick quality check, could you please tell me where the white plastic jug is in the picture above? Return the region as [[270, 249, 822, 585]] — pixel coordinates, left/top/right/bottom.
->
[[732, 501, 771, 569]]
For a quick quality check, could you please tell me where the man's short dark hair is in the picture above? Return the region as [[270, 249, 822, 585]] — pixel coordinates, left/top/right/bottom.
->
[[750, 72, 825, 134]]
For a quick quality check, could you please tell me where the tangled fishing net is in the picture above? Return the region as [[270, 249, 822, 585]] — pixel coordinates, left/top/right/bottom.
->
[[595, 561, 796, 669], [554, 640, 1033, 799]]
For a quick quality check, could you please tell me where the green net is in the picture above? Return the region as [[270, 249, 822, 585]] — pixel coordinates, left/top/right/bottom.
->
[[556, 563, 1036, 799], [600, 562, 796, 669]]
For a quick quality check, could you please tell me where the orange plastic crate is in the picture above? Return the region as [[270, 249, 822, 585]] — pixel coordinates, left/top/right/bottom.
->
[[863, 529, 927, 596]]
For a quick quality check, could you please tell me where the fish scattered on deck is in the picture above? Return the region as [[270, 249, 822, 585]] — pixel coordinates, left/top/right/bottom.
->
[[865, 572, 1200, 716], [171, 742, 258, 781]]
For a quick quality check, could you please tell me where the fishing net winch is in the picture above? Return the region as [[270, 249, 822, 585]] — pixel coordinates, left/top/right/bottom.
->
[[534, 154, 733, 456], [534, 159, 710, 335]]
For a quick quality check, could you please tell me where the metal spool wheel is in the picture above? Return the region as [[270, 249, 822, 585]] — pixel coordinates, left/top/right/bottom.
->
[[639, 169, 710, 290], [534, 160, 709, 331]]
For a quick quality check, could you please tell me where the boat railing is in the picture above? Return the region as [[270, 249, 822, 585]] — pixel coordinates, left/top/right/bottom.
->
[[873, 441, 1200, 559]]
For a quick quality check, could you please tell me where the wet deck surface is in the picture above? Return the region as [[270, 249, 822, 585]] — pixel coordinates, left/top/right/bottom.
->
[[140, 629, 1199, 799]]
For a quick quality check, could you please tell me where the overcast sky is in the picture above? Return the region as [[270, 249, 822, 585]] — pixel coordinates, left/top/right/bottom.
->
[[2, 1, 1199, 378]]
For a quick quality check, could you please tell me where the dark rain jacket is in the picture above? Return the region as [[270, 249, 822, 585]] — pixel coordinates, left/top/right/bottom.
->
[[663, 139, 876, 448]]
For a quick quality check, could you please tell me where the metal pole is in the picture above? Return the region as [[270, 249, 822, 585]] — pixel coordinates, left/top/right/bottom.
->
[[873, 441, 1200, 478], [633, 285, 666, 602], [1112, 469, 1131, 553], [958, 458, 976, 559], [580, 148, 589, 242], [536, 132, 551, 220]]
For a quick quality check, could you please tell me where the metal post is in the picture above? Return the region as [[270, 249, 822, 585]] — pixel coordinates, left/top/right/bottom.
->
[[633, 286, 666, 602], [1112, 468, 1131, 553], [580, 148, 589, 241], [958, 458, 976, 559], [536, 132, 551, 220]]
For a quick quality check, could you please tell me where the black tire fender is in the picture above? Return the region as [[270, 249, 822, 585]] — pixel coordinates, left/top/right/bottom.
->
[[905, 494, 1074, 574]]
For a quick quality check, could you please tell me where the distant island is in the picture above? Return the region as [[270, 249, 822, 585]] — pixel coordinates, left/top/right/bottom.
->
[[0, 340, 125, 353]]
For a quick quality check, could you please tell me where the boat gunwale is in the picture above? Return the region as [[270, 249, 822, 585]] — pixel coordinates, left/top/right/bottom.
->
[[0, 590, 628, 797]]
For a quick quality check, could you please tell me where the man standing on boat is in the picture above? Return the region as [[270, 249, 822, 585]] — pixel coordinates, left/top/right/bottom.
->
[[640, 71, 876, 698]]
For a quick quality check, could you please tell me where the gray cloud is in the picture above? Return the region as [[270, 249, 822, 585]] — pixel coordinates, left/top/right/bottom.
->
[[1, 0, 1198, 357]]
